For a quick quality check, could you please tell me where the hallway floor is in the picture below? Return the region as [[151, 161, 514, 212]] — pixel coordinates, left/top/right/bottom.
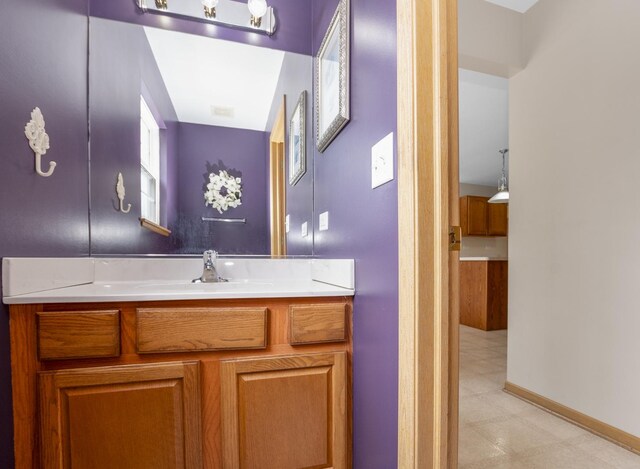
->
[[459, 325, 640, 469]]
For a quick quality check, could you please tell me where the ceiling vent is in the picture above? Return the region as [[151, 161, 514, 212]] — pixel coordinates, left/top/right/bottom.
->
[[211, 105, 235, 118]]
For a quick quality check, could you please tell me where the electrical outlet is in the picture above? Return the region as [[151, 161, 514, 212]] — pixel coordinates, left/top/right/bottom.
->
[[372, 132, 394, 188]]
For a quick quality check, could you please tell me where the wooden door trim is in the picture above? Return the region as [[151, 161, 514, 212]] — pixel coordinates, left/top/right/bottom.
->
[[397, 0, 459, 467], [269, 98, 287, 256]]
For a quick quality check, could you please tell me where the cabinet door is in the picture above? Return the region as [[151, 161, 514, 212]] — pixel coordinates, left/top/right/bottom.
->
[[39, 361, 202, 469], [487, 203, 508, 236], [461, 196, 488, 236], [221, 352, 348, 469]]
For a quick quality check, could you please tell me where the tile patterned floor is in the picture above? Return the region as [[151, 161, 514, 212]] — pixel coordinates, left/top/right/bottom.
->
[[458, 325, 640, 469]]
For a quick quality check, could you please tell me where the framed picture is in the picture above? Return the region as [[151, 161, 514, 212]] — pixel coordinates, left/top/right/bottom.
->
[[289, 91, 306, 185], [315, 0, 350, 153]]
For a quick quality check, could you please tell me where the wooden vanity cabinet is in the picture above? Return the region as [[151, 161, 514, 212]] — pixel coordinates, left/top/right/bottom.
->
[[9, 297, 353, 469], [460, 195, 508, 237]]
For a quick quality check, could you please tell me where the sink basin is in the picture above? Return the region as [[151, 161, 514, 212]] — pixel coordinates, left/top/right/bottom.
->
[[94, 279, 274, 295]]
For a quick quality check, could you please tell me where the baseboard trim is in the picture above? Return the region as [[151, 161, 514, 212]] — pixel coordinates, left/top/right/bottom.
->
[[504, 381, 640, 454]]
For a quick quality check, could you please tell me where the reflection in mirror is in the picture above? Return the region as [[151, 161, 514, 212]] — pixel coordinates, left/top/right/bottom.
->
[[89, 18, 313, 256]]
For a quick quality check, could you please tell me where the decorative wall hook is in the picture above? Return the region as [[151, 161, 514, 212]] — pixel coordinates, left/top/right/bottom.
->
[[24, 107, 56, 177], [116, 172, 132, 213]]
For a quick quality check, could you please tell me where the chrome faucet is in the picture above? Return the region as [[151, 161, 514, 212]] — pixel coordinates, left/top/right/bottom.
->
[[192, 250, 226, 283]]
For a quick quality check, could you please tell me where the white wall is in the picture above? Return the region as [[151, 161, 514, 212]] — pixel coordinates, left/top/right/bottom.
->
[[458, 0, 524, 77], [459, 69, 509, 187], [460, 184, 508, 258], [508, 0, 640, 436]]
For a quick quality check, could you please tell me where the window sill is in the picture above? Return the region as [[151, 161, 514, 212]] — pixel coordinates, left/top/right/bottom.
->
[[140, 218, 171, 237]]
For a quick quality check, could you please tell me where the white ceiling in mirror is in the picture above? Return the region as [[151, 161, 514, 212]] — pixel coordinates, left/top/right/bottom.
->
[[459, 68, 509, 186], [143, 27, 285, 131], [483, 0, 538, 13]]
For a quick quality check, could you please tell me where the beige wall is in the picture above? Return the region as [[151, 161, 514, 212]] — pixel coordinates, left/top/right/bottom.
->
[[508, 0, 640, 436], [460, 183, 508, 258], [459, 0, 524, 77]]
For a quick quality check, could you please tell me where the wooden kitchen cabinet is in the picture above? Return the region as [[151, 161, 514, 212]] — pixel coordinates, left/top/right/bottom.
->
[[460, 260, 508, 330], [460, 196, 508, 237], [487, 203, 508, 236], [460, 196, 488, 236], [221, 352, 347, 469], [9, 298, 353, 469]]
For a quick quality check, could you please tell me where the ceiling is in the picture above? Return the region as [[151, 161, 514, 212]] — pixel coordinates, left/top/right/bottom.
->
[[459, 68, 509, 187], [144, 27, 285, 131], [483, 0, 539, 13]]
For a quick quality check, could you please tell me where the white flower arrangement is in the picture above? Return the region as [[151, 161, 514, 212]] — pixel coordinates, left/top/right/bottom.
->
[[204, 170, 242, 214]]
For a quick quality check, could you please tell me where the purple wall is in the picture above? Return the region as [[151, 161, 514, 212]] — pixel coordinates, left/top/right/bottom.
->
[[311, 0, 399, 467], [89, 18, 179, 254], [90, 0, 312, 56], [175, 123, 269, 254], [0, 0, 90, 466]]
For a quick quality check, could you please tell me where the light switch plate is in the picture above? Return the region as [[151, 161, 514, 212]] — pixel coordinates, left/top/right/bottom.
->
[[319, 211, 329, 231], [301, 222, 308, 238], [371, 132, 394, 188], [285, 215, 290, 234]]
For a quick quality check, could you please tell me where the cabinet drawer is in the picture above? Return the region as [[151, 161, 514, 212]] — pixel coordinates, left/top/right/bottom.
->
[[136, 307, 268, 353], [289, 304, 347, 345], [37, 310, 120, 360]]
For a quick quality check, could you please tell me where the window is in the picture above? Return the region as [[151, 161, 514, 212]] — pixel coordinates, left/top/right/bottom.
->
[[140, 96, 160, 224]]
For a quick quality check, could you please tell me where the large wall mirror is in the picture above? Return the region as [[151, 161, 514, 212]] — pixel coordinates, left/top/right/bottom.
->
[[88, 17, 313, 256]]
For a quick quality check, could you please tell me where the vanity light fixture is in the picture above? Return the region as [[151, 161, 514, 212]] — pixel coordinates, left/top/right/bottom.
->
[[488, 148, 509, 204], [136, 0, 276, 36]]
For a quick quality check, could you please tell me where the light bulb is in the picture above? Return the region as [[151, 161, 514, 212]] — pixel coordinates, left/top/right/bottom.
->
[[248, 0, 268, 18], [202, 0, 218, 18]]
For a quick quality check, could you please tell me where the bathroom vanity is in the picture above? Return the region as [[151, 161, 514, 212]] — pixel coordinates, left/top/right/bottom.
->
[[4, 257, 355, 469]]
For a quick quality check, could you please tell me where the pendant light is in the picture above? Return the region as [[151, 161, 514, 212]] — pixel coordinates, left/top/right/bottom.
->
[[488, 148, 509, 204]]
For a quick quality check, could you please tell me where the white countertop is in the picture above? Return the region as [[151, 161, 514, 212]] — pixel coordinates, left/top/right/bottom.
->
[[460, 257, 508, 261], [2, 257, 355, 304], [3, 279, 353, 304]]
